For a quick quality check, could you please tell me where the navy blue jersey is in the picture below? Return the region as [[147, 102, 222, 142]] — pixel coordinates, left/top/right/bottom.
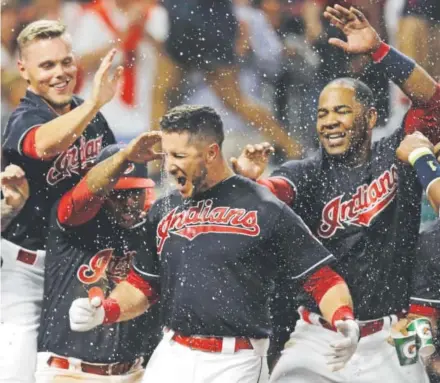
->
[[133, 175, 335, 338], [410, 219, 440, 310], [38, 201, 159, 363], [1, 91, 115, 250], [270, 126, 422, 320]]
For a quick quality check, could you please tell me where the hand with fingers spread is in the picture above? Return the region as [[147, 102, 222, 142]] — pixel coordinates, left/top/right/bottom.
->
[[0, 165, 30, 210], [323, 4, 382, 54], [90, 49, 123, 109], [326, 319, 360, 372], [230, 142, 274, 180], [123, 131, 164, 163]]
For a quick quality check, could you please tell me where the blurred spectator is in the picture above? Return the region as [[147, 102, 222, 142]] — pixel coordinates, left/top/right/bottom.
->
[[302, 0, 390, 127], [23, 0, 84, 34], [1, 0, 27, 132], [73, 0, 168, 142], [161, 0, 302, 160], [398, 0, 440, 82], [185, 0, 286, 161]]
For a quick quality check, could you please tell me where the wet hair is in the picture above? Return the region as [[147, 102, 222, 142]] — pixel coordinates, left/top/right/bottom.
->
[[17, 20, 68, 58], [160, 105, 224, 147], [325, 77, 375, 109]]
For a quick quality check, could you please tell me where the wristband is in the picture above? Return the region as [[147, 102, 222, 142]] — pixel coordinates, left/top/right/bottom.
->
[[331, 305, 354, 328], [102, 298, 121, 325], [408, 148, 440, 192], [371, 42, 416, 86]]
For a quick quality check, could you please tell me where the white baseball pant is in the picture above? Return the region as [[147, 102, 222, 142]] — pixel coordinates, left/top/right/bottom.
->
[[142, 328, 270, 383], [270, 316, 430, 383], [34, 353, 144, 383], [0, 238, 45, 383]]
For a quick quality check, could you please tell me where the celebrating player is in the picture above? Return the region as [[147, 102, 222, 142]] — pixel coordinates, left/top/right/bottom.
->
[[233, 4, 440, 382], [1, 19, 119, 382], [35, 133, 160, 382], [69, 105, 360, 383]]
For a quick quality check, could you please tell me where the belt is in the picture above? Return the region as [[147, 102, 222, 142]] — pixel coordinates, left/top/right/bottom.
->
[[172, 333, 254, 353], [47, 356, 137, 376], [302, 309, 406, 338], [17, 249, 37, 266]]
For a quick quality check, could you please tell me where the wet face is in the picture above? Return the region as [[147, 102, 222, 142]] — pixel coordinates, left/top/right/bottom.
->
[[104, 189, 146, 229], [18, 36, 77, 111], [162, 132, 211, 199], [317, 85, 373, 160]]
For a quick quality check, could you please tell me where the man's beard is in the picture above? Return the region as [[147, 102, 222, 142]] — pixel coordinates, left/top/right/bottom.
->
[[43, 95, 73, 111], [191, 166, 208, 197]]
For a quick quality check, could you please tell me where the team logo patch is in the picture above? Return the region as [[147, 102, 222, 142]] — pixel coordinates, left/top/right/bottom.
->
[[318, 164, 398, 238], [46, 136, 103, 186], [77, 248, 135, 285], [156, 199, 260, 254]]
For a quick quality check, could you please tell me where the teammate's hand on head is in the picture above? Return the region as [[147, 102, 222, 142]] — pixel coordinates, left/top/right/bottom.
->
[[323, 5, 381, 54], [69, 297, 105, 332], [90, 49, 123, 109], [396, 132, 434, 163], [123, 131, 164, 163], [0, 164, 30, 209], [230, 142, 274, 180], [325, 320, 360, 372]]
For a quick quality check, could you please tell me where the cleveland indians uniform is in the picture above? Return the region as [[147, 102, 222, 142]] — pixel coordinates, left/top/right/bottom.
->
[[1, 90, 115, 382], [262, 91, 440, 382], [132, 175, 341, 383], [35, 171, 158, 382]]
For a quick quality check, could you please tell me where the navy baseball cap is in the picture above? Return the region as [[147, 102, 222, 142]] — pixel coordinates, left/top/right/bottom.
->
[[95, 144, 155, 190]]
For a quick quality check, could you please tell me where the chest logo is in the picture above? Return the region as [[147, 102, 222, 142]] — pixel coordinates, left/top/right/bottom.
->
[[77, 248, 135, 285], [318, 164, 398, 238], [46, 136, 103, 186], [156, 199, 260, 254]]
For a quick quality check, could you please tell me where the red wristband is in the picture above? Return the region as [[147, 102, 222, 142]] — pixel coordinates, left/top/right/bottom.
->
[[371, 42, 391, 63], [102, 298, 121, 325], [331, 305, 354, 327]]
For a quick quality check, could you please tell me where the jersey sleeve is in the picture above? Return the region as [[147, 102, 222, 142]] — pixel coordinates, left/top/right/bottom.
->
[[410, 222, 440, 310], [270, 157, 319, 209], [404, 83, 440, 144], [271, 205, 335, 282], [2, 107, 53, 158]]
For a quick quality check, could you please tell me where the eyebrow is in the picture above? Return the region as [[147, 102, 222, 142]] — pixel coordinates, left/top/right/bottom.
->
[[318, 104, 353, 112]]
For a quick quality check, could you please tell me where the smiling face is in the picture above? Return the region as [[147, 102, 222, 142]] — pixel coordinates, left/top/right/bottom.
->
[[104, 188, 146, 229], [18, 35, 77, 111], [162, 131, 215, 199], [317, 84, 376, 161]]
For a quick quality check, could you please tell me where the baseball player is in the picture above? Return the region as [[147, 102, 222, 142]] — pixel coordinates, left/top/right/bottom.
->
[[233, 4, 440, 382], [69, 105, 361, 383], [1, 20, 118, 382], [397, 132, 440, 381], [35, 133, 160, 382]]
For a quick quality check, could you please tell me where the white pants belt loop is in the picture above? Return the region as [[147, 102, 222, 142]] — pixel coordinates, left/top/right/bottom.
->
[[220, 337, 236, 354]]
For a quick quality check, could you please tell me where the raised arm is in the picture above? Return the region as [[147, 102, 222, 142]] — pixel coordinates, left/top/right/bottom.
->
[[323, 4, 438, 105], [58, 131, 162, 227], [28, 50, 122, 159], [397, 133, 440, 215]]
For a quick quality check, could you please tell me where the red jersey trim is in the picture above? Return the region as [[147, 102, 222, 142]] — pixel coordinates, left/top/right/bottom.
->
[[57, 178, 105, 227], [19, 125, 51, 160], [257, 177, 296, 206], [303, 266, 346, 304]]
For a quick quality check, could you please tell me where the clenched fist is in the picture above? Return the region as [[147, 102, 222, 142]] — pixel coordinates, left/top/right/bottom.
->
[[69, 297, 105, 332]]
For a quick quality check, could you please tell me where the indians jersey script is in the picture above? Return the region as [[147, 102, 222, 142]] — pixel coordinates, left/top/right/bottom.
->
[[38, 202, 159, 363], [271, 126, 422, 320], [2, 90, 115, 250], [133, 175, 335, 338]]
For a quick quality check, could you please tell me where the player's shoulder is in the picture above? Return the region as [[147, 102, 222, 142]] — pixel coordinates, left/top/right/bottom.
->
[[271, 151, 321, 178]]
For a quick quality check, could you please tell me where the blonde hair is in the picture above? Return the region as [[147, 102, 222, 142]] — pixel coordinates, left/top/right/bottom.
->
[[17, 20, 68, 57]]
